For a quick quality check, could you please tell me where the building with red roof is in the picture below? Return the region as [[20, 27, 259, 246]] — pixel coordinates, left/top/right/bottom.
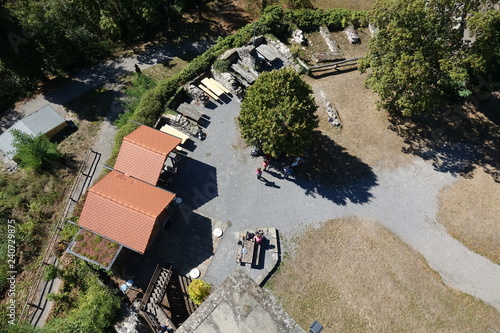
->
[[78, 170, 176, 254], [114, 125, 182, 185]]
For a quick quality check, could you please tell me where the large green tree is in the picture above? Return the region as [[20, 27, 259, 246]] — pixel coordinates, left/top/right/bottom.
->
[[359, 0, 484, 116], [9, 129, 63, 172], [238, 67, 318, 157], [466, 10, 500, 77]]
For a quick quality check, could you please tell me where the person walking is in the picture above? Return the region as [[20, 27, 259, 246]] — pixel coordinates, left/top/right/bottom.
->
[[256, 167, 263, 180], [283, 165, 292, 179], [262, 158, 269, 171]]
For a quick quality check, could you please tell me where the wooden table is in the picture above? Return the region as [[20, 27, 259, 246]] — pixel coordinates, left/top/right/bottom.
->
[[256, 44, 279, 62], [202, 78, 230, 94], [176, 102, 204, 122], [240, 239, 255, 264], [198, 84, 219, 100]]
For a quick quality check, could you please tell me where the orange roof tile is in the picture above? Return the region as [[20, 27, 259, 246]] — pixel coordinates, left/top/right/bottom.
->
[[114, 126, 181, 185], [78, 171, 175, 253]]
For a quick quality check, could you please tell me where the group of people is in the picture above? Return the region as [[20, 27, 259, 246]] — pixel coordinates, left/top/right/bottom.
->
[[256, 155, 303, 181]]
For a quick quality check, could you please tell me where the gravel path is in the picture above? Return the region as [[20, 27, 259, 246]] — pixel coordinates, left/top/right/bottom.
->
[[170, 97, 500, 312]]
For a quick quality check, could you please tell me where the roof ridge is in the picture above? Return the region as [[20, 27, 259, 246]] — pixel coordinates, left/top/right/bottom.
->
[[91, 187, 158, 218], [124, 136, 165, 155]]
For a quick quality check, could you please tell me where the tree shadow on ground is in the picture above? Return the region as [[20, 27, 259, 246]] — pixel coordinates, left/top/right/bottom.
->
[[65, 88, 121, 121], [389, 94, 500, 182], [293, 132, 378, 205]]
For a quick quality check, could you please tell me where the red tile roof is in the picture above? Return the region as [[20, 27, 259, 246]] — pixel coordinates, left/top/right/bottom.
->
[[78, 171, 176, 254], [114, 125, 182, 185]]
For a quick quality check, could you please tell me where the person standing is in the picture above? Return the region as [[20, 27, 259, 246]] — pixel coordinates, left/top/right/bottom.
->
[[262, 158, 269, 171], [256, 167, 263, 180], [283, 166, 292, 179]]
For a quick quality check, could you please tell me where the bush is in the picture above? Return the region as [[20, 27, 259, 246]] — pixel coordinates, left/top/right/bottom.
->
[[212, 59, 230, 73], [60, 220, 83, 241], [44, 264, 63, 281], [9, 130, 63, 172], [188, 279, 211, 305], [283, 8, 368, 29]]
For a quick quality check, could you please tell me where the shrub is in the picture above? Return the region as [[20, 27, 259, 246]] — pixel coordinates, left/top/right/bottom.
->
[[212, 59, 231, 73], [75, 234, 84, 242], [188, 279, 211, 305], [9, 130, 63, 172], [44, 264, 63, 281]]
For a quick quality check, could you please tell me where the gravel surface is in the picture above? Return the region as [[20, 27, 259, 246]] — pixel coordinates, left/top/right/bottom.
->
[[170, 97, 500, 312]]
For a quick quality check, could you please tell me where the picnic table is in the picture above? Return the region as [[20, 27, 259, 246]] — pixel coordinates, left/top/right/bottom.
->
[[236, 234, 262, 266], [201, 78, 229, 96], [198, 84, 220, 100], [256, 44, 279, 62], [176, 102, 204, 122], [240, 238, 255, 264], [159, 124, 189, 144], [231, 62, 258, 84]]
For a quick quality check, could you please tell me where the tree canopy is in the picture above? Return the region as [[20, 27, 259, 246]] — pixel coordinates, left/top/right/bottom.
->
[[238, 67, 318, 157], [10, 129, 63, 172], [359, 0, 488, 116]]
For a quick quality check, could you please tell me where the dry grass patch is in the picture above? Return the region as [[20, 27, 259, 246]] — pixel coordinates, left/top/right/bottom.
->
[[305, 69, 413, 170], [267, 217, 500, 332], [302, 28, 413, 170], [142, 57, 190, 82], [438, 168, 500, 265]]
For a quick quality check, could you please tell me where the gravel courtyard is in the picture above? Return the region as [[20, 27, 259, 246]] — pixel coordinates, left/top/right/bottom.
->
[[168, 95, 500, 312]]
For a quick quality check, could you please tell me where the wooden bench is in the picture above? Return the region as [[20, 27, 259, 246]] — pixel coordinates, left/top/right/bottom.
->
[[176, 103, 204, 122], [201, 78, 226, 97], [198, 84, 220, 100], [202, 78, 230, 94], [231, 63, 257, 84]]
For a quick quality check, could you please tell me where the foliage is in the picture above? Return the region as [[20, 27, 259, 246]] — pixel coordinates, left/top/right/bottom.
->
[[43, 264, 63, 281], [0, 0, 168, 109], [0, 304, 41, 333], [188, 279, 211, 305], [0, 169, 66, 295], [43, 282, 121, 332], [359, 0, 483, 116], [466, 10, 500, 77], [212, 59, 231, 73], [43, 260, 121, 332], [238, 67, 318, 157], [60, 223, 79, 242], [9, 130, 63, 172], [114, 74, 156, 128], [107, 6, 286, 166], [283, 8, 368, 28]]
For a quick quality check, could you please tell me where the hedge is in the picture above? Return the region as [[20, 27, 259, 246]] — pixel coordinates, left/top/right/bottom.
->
[[107, 6, 366, 167], [283, 8, 368, 29]]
